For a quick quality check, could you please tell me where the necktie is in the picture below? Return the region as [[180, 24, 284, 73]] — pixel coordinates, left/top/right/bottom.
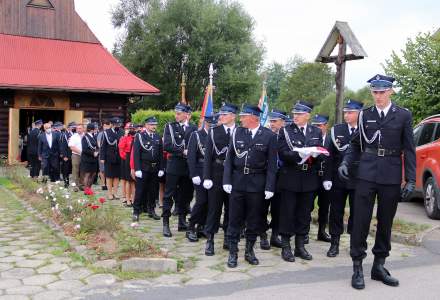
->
[[380, 111, 385, 120], [227, 128, 231, 137], [350, 127, 355, 135], [300, 127, 305, 135]]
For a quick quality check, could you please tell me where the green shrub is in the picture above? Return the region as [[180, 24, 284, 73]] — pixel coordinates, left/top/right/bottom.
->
[[131, 110, 201, 134]]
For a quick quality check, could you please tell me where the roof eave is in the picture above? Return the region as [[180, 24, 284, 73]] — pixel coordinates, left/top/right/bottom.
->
[[0, 85, 161, 96]]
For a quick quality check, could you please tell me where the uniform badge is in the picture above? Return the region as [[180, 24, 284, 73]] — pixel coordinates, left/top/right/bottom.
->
[[376, 75, 381, 80]]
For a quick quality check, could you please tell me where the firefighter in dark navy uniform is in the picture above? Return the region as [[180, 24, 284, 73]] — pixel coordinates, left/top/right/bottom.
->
[[185, 115, 215, 242], [339, 74, 416, 290], [60, 122, 76, 188], [325, 99, 363, 258], [260, 109, 287, 249], [202, 103, 237, 256], [162, 103, 197, 237], [132, 116, 164, 222], [310, 114, 331, 244], [277, 101, 323, 263], [28, 119, 43, 179], [223, 104, 277, 268]]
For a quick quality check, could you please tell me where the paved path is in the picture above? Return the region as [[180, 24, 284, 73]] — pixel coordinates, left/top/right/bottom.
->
[[0, 174, 437, 299]]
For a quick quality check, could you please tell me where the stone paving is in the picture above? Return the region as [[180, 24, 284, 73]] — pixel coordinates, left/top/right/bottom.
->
[[0, 180, 419, 299]]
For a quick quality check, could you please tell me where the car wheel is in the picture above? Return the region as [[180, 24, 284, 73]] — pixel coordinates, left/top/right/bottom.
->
[[423, 177, 440, 220]]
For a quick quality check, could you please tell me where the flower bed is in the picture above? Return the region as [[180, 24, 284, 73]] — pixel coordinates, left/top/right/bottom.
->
[[4, 166, 165, 261]]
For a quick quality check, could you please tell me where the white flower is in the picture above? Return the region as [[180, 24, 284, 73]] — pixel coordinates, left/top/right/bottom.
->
[[75, 217, 82, 222], [51, 207, 55, 211], [71, 182, 77, 187], [130, 222, 139, 228], [45, 196, 49, 200], [68, 206, 73, 210], [36, 188, 43, 194], [64, 194, 70, 199], [74, 224, 81, 230], [55, 181, 60, 185], [52, 197, 57, 202]]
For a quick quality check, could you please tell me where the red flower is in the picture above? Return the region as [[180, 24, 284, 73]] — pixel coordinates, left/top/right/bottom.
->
[[84, 187, 94, 196], [98, 197, 106, 204], [90, 205, 100, 210]]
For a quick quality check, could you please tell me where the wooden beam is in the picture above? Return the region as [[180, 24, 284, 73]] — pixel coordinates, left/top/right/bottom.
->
[[335, 35, 346, 124], [317, 54, 364, 63]]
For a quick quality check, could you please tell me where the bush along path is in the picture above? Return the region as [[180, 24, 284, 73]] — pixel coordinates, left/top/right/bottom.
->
[[0, 167, 421, 299]]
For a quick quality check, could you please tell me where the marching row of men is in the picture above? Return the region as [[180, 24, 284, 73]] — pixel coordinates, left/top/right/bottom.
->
[[132, 73, 416, 290]]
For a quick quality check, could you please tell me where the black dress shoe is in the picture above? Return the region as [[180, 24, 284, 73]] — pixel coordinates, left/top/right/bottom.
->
[[186, 229, 199, 242], [352, 260, 365, 290], [281, 247, 295, 262], [148, 209, 161, 220], [371, 258, 399, 287], [178, 215, 188, 232], [132, 214, 139, 222], [317, 226, 331, 243], [227, 252, 238, 268], [327, 235, 340, 257], [270, 234, 282, 248], [260, 232, 271, 250], [205, 235, 215, 256], [162, 218, 172, 237], [244, 240, 259, 265], [294, 236, 312, 260]]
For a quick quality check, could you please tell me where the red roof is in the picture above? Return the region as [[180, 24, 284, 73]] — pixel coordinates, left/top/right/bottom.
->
[[0, 33, 160, 95]]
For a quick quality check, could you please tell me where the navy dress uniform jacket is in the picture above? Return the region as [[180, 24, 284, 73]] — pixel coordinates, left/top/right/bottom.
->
[[203, 125, 231, 184], [277, 124, 323, 192], [187, 129, 208, 179], [163, 121, 197, 176], [345, 104, 416, 185], [325, 123, 358, 189], [133, 132, 163, 173], [223, 126, 277, 193]]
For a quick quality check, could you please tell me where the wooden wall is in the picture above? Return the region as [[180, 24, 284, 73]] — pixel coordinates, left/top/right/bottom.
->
[[0, 90, 14, 158], [69, 93, 129, 124], [0, 0, 99, 43]]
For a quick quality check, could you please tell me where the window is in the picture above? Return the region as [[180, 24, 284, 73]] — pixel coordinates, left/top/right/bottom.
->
[[417, 122, 436, 146], [434, 123, 440, 141], [27, 0, 54, 9], [413, 125, 422, 145]]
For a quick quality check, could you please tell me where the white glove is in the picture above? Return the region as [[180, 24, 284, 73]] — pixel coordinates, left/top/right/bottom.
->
[[192, 176, 201, 185], [323, 181, 332, 191], [203, 179, 213, 190], [135, 170, 142, 178], [223, 184, 232, 194], [265, 191, 274, 199], [158, 170, 164, 177], [311, 152, 320, 158]]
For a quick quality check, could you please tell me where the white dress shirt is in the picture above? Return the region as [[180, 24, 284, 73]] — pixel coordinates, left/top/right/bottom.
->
[[46, 133, 53, 148], [376, 102, 392, 118], [249, 126, 260, 139]]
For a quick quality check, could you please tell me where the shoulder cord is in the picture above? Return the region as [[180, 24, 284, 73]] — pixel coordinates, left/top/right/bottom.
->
[[168, 123, 185, 149], [210, 129, 228, 156], [359, 110, 381, 146], [194, 132, 205, 156], [330, 127, 350, 152], [283, 127, 297, 152], [137, 133, 153, 151], [85, 135, 96, 151], [104, 130, 117, 146], [232, 128, 250, 169]]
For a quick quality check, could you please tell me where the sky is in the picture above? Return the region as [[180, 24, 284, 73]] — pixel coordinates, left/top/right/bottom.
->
[[75, 0, 439, 90]]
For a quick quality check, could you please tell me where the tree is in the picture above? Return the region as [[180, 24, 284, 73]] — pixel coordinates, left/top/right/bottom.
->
[[314, 86, 374, 126], [384, 32, 440, 123], [112, 0, 264, 110], [261, 62, 288, 107], [278, 61, 335, 111]]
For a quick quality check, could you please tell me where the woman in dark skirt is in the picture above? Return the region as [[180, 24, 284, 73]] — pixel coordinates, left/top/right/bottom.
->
[[81, 123, 99, 190], [100, 117, 123, 200], [118, 123, 135, 207]]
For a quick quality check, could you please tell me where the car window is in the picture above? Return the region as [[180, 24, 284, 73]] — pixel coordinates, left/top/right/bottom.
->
[[434, 123, 440, 141], [418, 122, 436, 146], [413, 125, 422, 145]]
